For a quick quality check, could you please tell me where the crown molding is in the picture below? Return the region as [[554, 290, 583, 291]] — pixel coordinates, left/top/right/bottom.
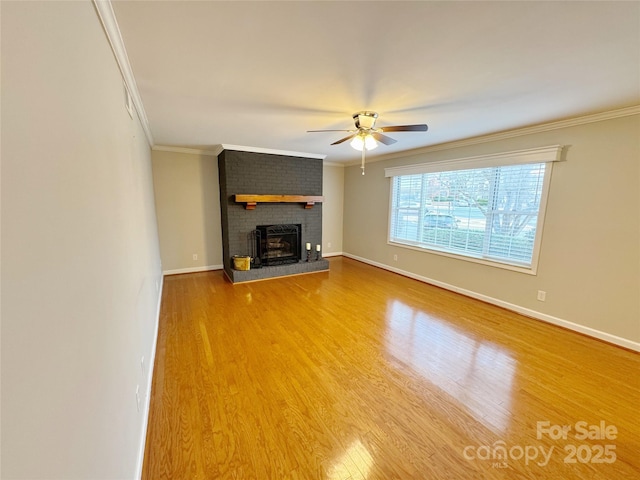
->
[[220, 144, 326, 159], [153, 144, 333, 161], [152, 145, 222, 157], [152, 144, 327, 160], [93, 0, 154, 146], [347, 105, 640, 167]]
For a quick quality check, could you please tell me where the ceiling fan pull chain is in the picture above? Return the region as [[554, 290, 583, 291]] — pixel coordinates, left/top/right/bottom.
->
[[361, 147, 366, 175]]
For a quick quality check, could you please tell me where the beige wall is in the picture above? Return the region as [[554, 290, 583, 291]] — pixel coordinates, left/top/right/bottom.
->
[[322, 164, 345, 255], [343, 115, 640, 346], [2, 2, 162, 478], [151, 151, 345, 269], [151, 149, 223, 273]]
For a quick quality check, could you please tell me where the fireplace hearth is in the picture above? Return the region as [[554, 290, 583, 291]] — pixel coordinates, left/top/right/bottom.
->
[[257, 224, 301, 266]]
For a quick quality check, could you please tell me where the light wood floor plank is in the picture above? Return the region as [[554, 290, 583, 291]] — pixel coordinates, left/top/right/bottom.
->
[[143, 257, 640, 479]]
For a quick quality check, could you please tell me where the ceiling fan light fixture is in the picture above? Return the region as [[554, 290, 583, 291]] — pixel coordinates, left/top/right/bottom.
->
[[307, 111, 427, 176], [350, 135, 364, 151], [350, 133, 378, 151], [364, 134, 378, 150]]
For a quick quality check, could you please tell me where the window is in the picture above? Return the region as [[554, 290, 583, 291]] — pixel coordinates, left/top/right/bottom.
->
[[386, 146, 563, 273]]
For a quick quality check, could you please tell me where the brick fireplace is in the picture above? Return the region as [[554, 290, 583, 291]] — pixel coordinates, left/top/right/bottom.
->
[[217, 148, 329, 283]]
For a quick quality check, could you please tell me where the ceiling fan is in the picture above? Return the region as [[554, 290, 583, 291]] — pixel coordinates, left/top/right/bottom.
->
[[308, 111, 428, 174]]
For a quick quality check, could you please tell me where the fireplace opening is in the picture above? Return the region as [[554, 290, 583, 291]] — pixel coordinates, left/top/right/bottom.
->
[[256, 224, 301, 266]]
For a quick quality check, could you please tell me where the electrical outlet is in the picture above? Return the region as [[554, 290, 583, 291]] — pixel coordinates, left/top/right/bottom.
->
[[192, 254, 198, 261], [393, 254, 398, 261], [136, 385, 141, 412], [537, 290, 546, 302], [327, 242, 332, 249]]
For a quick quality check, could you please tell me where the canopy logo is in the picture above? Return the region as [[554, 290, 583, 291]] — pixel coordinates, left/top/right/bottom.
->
[[463, 420, 617, 469]]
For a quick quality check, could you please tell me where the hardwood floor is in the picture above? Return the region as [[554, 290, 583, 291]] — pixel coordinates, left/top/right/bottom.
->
[[142, 257, 640, 480]]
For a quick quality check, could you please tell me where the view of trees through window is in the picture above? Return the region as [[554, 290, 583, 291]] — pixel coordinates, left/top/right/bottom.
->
[[390, 162, 547, 268]]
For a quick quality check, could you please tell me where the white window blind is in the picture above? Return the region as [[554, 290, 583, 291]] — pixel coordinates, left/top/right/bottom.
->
[[387, 146, 562, 273]]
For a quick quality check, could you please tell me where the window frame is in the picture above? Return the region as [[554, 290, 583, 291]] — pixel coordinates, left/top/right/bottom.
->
[[385, 146, 563, 275]]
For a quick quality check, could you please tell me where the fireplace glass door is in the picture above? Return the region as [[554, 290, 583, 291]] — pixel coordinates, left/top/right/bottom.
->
[[257, 224, 301, 266]]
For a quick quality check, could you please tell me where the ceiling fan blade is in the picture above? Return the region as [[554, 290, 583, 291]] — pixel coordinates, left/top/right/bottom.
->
[[372, 132, 397, 145], [331, 134, 357, 145], [379, 124, 429, 132], [307, 129, 353, 132]]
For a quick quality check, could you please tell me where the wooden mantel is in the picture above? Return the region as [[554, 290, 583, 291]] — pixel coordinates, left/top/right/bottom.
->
[[235, 194, 324, 210]]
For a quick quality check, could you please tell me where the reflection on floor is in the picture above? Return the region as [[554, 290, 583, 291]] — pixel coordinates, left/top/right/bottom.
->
[[386, 299, 515, 433]]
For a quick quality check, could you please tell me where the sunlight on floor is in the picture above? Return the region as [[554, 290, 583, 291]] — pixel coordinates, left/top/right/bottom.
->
[[385, 299, 516, 433], [326, 439, 374, 480]]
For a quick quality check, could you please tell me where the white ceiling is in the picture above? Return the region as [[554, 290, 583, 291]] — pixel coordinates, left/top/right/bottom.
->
[[111, 1, 639, 164]]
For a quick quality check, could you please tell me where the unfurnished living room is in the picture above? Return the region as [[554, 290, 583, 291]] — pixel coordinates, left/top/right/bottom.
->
[[2, 1, 639, 479]]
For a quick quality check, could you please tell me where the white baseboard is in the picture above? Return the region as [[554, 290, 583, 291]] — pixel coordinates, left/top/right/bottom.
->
[[163, 264, 223, 276], [323, 251, 343, 258], [343, 252, 640, 353], [136, 273, 164, 480]]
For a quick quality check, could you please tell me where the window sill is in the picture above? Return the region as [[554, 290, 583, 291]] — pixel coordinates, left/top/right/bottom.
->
[[387, 240, 538, 275]]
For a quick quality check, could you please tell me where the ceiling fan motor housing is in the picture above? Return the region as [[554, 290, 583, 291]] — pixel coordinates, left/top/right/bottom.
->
[[353, 111, 378, 130]]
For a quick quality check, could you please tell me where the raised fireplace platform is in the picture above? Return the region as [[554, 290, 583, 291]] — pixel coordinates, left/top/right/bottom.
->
[[226, 258, 330, 283]]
